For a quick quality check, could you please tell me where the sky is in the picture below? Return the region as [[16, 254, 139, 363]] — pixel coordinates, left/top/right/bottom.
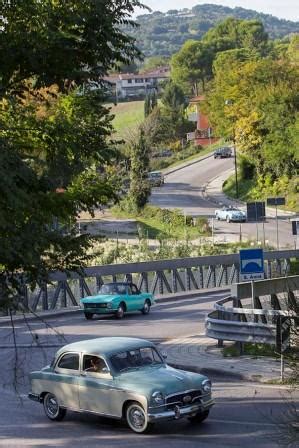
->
[[135, 1, 299, 22]]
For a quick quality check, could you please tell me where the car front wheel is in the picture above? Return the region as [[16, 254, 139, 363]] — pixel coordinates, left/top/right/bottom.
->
[[84, 312, 93, 320], [126, 402, 149, 433], [141, 299, 151, 315], [188, 410, 209, 424], [115, 303, 125, 319], [43, 392, 66, 421]]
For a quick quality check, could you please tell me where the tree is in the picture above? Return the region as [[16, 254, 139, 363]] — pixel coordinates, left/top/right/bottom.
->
[[0, 0, 145, 309], [0, 0, 144, 95], [128, 129, 151, 212], [171, 40, 214, 94]]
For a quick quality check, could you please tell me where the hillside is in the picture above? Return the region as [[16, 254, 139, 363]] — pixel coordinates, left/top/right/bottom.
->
[[130, 4, 299, 57]]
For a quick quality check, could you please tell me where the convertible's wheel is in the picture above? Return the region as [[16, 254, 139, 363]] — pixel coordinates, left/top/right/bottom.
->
[[141, 300, 151, 315], [216, 214, 220, 220], [43, 393, 66, 421], [84, 312, 93, 320], [188, 410, 209, 424], [226, 215, 231, 223], [126, 402, 148, 433], [115, 303, 125, 319]]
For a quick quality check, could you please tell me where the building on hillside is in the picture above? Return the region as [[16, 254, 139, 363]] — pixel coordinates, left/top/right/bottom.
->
[[103, 67, 169, 100], [187, 95, 218, 147]]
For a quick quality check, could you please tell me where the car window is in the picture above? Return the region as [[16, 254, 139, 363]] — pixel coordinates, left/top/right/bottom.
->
[[110, 347, 163, 372], [131, 284, 139, 295], [57, 353, 79, 370], [83, 355, 107, 373]]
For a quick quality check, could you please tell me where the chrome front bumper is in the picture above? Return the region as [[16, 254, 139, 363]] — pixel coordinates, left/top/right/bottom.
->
[[148, 399, 214, 422], [28, 392, 42, 402]]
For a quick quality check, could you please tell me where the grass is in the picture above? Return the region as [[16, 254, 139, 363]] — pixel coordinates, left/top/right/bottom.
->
[[223, 173, 298, 212], [111, 205, 211, 240], [109, 101, 145, 138], [223, 343, 278, 358]]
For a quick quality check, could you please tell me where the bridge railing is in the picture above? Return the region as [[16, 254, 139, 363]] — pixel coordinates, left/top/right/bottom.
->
[[16, 249, 298, 312]]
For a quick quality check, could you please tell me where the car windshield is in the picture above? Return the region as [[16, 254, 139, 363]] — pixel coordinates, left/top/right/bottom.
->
[[110, 347, 164, 372], [99, 284, 127, 295]]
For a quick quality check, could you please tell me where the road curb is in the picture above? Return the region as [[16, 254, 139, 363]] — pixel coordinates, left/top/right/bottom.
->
[[167, 363, 278, 383], [163, 153, 213, 176]]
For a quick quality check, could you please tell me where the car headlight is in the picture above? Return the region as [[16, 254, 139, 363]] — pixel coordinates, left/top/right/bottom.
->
[[202, 379, 211, 393], [106, 302, 112, 309], [152, 391, 164, 405]]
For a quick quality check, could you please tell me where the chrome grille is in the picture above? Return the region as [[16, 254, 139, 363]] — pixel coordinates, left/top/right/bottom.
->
[[84, 303, 107, 309], [165, 390, 202, 409]]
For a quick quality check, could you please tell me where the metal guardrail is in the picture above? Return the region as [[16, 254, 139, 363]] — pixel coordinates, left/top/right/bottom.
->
[[14, 249, 299, 312], [206, 275, 299, 345]]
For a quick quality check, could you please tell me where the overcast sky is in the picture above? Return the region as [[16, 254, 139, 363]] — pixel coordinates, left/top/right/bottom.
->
[[135, 1, 299, 22]]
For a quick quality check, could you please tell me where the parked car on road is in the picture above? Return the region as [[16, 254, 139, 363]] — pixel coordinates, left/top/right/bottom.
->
[[28, 337, 214, 433], [148, 171, 164, 186], [215, 206, 246, 222], [213, 147, 232, 158], [80, 282, 154, 319]]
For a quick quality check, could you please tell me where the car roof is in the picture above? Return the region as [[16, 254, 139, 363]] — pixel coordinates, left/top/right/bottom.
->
[[56, 337, 155, 357]]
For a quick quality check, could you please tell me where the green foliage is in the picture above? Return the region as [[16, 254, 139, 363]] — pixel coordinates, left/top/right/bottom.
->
[[127, 129, 151, 212], [131, 5, 297, 58], [0, 0, 143, 95], [171, 40, 213, 94], [0, 0, 145, 307], [223, 343, 277, 358]]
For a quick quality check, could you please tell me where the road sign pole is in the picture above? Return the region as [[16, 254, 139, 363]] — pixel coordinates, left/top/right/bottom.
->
[[251, 280, 255, 309], [254, 202, 259, 243], [281, 353, 284, 381], [276, 204, 279, 250]]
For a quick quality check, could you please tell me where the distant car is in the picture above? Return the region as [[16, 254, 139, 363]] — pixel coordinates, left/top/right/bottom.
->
[[148, 171, 164, 187], [28, 337, 214, 433], [215, 206, 246, 222], [214, 147, 232, 159], [80, 282, 154, 319]]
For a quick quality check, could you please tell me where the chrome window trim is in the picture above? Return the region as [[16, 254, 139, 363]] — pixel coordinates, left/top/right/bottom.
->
[[55, 351, 80, 373]]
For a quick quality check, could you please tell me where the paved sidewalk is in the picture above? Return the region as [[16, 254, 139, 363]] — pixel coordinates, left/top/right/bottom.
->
[[161, 333, 289, 383]]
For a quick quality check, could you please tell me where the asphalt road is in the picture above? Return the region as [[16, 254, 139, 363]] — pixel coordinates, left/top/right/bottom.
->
[[0, 380, 295, 447], [0, 292, 298, 447], [149, 155, 294, 248]]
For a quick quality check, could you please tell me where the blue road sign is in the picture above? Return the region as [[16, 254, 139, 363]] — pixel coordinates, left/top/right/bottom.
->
[[239, 248, 264, 281]]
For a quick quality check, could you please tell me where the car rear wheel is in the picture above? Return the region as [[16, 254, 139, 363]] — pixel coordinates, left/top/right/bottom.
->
[[141, 299, 151, 315], [126, 402, 149, 433], [43, 392, 66, 421], [115, 303, 125, 319], [188, 410, 209, 424], [84, 312, 93, 320]]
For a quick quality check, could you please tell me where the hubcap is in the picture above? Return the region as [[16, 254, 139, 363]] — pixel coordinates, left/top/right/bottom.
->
[[130, 407, 145, 429], [46, 395, 58, 417]]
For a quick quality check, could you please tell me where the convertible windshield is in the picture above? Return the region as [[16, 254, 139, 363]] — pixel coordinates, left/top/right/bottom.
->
[[110, 347, 164, 372], [99, 283, 127, 295]]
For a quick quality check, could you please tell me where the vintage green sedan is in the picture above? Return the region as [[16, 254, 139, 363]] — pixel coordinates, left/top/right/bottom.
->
[[28, 337, 214, 433], [80, 282, 154, 320]]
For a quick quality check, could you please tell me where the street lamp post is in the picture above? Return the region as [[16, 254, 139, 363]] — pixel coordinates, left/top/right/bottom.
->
[[233, 136, 239, 199], [225, 99, 239, 199]]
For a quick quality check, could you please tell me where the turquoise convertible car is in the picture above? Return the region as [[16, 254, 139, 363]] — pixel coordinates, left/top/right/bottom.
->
[[80, 282, 154, 320], [28, 337, 214, 433]]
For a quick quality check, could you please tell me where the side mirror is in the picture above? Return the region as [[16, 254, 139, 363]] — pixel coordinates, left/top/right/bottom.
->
[[102, 367, 110, 374]]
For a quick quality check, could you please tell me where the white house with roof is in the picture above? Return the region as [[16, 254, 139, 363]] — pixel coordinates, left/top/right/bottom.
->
[[104, 67, 169, 99]]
